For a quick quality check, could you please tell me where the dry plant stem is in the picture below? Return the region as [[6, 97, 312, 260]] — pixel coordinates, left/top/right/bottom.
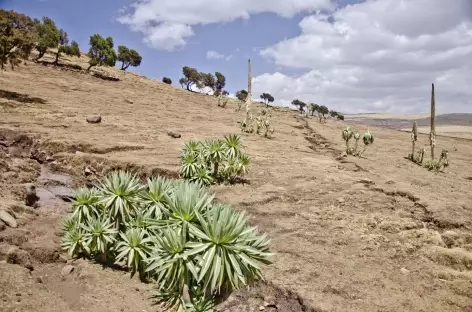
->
[[430, 83, 436, 160], [245, 59, 252, 125], [411, 121, 418, 159]]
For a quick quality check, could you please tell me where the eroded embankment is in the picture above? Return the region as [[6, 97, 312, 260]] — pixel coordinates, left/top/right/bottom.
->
[[0, 128, 316, 312]]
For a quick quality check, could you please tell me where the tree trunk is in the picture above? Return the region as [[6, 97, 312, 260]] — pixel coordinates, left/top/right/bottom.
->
[[87, 63, 94, 71], [54, 52, 60, 65], [429, 83, 436, 160], [35, 50, 45, 61]]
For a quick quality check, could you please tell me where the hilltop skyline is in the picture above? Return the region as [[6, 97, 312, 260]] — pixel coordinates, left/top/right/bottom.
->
[[2, 0, 472, 114]]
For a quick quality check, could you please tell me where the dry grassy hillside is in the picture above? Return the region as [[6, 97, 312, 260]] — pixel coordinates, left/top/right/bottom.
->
[[1, 53, 472, 312]]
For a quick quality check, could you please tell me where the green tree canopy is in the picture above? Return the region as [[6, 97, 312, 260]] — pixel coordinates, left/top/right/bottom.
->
[[87, 34, 117, 70], [260, 93, 275, 106], [200, 72, 216, 92], [55, 29, 80, 64], [0, 10, 37, 70], [291, 99, 306, 113], [329, 110, 338, 117], [308, 103, 320, 116], [117, 45, 142, 70], [235, 89, 248, 101], [179, 66, 201, 91], [35, 16, 60, 61], [162, 77, 172, 84], [215, 72, 226, 92], [319, 105, 329, 117]]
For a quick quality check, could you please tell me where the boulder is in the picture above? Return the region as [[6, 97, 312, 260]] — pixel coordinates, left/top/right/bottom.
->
[[86, 115, 102, 124], [0, 209, 17, 228]]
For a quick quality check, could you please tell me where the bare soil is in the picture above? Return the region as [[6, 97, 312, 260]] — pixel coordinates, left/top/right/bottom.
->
[[1, 55, 472, 312]]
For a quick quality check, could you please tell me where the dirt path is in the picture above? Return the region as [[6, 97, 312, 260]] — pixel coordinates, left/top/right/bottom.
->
[[1, 58, 472, 311]]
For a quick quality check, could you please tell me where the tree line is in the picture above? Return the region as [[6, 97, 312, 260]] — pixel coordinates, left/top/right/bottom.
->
[[291, 99, 344, 121], [0, 10, 142, 72]]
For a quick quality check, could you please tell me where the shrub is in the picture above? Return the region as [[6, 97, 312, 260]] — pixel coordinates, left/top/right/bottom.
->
[[162, 77, 172, 84], [61, 170, 271, 310], [179, 134, 250, 185]]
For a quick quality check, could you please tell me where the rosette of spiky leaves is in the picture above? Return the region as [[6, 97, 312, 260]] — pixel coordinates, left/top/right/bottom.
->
[[189, 166, 213, 186], [126, 211, 154, 234], [342, 127, 353, 142], [140, 177, 173, 219], [61, 226, 89, 257], [183, 140, 201, 157], [71, 187, 101, 223], [146, 224, 197, 295], [185, 286, 216, 312], [363, 130, 374, 145], [180, 152, 202, 179], [204, 139, 226, 178], [98, 170, 143, 228], [224, 134, 242, 158], [83, 216, 118, 256], [185, 204, 272, 295], [223, 156, 239, 182], [164, 181, 214, 225], [61, 215, 79, 233], [115, 228, 152, 279], [237, 154, 250, 177]]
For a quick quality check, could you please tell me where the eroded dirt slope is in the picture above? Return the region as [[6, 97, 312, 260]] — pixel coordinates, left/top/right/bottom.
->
[[1, 56, 472, 312]]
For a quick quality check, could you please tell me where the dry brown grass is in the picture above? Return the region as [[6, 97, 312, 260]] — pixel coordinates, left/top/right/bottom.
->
[[1, 53, 472, 312]]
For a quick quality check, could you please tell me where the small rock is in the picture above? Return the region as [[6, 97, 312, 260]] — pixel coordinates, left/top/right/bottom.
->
[[0, 221, 5, 231], [259, 306, 265, 311], [0, 209, 17, 228], [337, 198, 345, 204], [86, 115, 102, 124], [25, 184, 39, 208], [84, 167, 92, 176], [61, 264, 75, 277], [46, 155, 54, 162], [35, 276, 43, 283], [125, 99, 134, 104], [167, 131, 181, 138], [400, 268, 410, 275], [359, 178, 374, 185]]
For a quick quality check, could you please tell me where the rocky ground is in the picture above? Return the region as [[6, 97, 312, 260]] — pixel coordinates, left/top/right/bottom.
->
[[1, 55, 472, 311]]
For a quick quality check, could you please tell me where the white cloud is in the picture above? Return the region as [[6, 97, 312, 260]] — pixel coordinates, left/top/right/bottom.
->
[[254, 0, 472, 113], [117, 0, 333, 51], [206, 50, 232, 61]]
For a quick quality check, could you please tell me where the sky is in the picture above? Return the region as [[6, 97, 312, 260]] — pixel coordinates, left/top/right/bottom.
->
[[2, 0, 472, 114]]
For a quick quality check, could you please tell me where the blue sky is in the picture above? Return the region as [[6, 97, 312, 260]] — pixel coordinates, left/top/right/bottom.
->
[[2, 0, 360, 93], [2, 0, 471, 114]]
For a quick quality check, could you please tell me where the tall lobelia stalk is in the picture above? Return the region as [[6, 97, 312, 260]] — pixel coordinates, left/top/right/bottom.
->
[[411, 121, 418, 160], [429, 83, 436, 160]]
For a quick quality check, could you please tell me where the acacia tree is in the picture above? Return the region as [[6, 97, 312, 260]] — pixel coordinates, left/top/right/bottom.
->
[[0, 10, 37, 70], [35, 16, 60, 61], [87, 34, 117, 71], [179, 66, 201, 91], [235, 89, 248, 101], [291, 99, 306, 114], [260, 93, 275, 107], [117, 45, 142, 70], [329, 110, 338, 118]]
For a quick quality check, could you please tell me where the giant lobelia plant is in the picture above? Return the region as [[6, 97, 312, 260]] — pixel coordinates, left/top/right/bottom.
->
[[60, 170, 271, 311]]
